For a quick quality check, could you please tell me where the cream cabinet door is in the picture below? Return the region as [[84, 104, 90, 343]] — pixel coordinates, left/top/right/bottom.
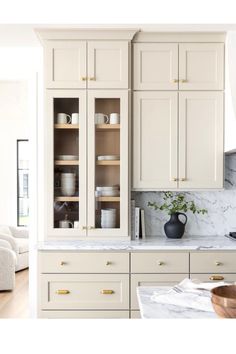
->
[[133, 43, 178, 90], [87, 41, 129, 89], [179, 43, 224, 90], [44, 41, 87, 88], [179, 92, 224, 189], [133, 91, 178, 189]]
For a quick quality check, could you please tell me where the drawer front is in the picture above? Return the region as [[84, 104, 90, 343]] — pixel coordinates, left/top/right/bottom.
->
[[190, 252, 236, 273], [39, 252, 129, 273], [131, 252, 189, 273], [131, 273, 188, 309], [191, 273, 236, 283], [39, 310, 129, 319], [40, 274, 129, 310]]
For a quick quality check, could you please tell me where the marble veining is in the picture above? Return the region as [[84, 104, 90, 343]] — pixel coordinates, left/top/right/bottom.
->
[[37, 235, 236, 250], [133, 153, 236, 237], [137, 286, 216, 319]]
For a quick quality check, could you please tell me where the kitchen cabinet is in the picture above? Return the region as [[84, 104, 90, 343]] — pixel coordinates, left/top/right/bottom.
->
[[44, 40, 129, 89], [133, 42, 224, 91]]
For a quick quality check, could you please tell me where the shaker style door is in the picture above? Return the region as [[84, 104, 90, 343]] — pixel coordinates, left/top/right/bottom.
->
[[133, 43, 178, 90], [179, 43, 224, 90], [44, 41, 87, 89], [178, 91, 224, 189], [87, 41, 129, 89], [132, 91, 178, 189], [45, 90, 87, 238], [87, 90, 129, 237]]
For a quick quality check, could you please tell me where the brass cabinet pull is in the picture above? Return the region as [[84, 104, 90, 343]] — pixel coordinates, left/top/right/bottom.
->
[[157, 261, 164, 266], [100, 290, 114, 295], [56, 290, 70, 295], [106, 261, 112, 266], [215, 261, 222, 266], [172, 178, 178, 182], [172, 79, 178, 83], [209, 275, 224, 281], [180, 79, 187, 83], [180, 178, 186, 181], [89, 77, 96, 81], [88, 226, 95, 230], [81, 226, 87, 230], [60, 261, 67, 266], [81, 76, 87, 81]]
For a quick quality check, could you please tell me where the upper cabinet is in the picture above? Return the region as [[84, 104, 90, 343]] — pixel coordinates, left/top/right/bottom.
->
[[133, 42, 224, 90], [44, 40, 129, 89], [133, 43, 178, 90]]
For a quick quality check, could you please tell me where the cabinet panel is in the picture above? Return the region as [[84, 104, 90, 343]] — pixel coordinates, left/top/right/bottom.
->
[[179, 43, 224, 90], [131, 273, 188, 309], [133, 91, 178, 189], [88, 41, 129, 89], [39, 252, 129, 273], [40, 310, 129, 319], [133, 43, 178, 90], [40, 274, 129, 310], [190, 252, 236, 273], [45, 41, 87, 88], [178, 91, 224, 189]]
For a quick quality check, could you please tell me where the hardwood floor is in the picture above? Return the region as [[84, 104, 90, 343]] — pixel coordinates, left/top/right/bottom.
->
[[0, 269, 29, 318]]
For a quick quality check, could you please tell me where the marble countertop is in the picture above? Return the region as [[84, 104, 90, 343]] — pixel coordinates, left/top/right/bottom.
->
[[137, 286, 216, 319], [37, 235, 236, 251]]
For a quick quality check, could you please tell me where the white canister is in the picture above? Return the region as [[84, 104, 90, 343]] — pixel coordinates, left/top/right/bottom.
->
[[59, 215, 73, 228], [71, 113, 79, 125], [57, 113, 72, 124], [109, 113, 120, 124], [61, 173, 76, 196], [74, 221, 80, 228]]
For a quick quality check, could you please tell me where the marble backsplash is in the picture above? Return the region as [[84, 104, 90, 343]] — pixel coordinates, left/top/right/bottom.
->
[[132, 154, 236, 237]]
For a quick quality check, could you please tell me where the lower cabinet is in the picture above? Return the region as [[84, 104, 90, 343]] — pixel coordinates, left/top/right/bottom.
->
[[40, 310, 130, 319]]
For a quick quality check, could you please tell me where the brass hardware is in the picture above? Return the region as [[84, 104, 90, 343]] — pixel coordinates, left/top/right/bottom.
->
[[60, 261, 67, 266], [100, 290, 114, 295], [88, 226, 95, 230], [89, 77, 96, 81], [158, 261, 164, 266], [81, 226, 87, 230], [180, 79, 187, 83], [106, 261, 112, 266], [215, 261, 222, 266], [81, 76, 87, 81], [180, 178, 186, 181], [172, 79, 178, 83], [172, 178, 178, 182], [209, 275, 224, 281], [56, 290, 70, 295]]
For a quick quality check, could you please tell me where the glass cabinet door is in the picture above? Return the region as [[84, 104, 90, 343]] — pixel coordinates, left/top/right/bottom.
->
[[46, 90, 86, 237], [87, 90, 129, 237]]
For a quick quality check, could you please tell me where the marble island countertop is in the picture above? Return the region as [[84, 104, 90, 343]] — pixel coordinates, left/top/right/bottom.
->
[[37, 235, 236, 251]]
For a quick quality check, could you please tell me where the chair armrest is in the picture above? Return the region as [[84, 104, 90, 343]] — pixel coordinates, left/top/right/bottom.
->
[[0, 233, 19, 253], [9, 226, 29, 239], [0, 239, 12, 250]]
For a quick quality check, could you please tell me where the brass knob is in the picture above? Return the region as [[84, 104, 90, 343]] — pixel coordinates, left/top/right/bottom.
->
[[56, 290, 70, 295], [81, 226, 87, 230], [172, 79, 178, 83], [60, 261, 67, 266], [180, 178, 186, 181], [215, 261, 222, 266], [88, 226, 95, 230], [209, 275, 224, 281], [172, 178, 178, 181], [158, 261, 164, 266], [100, 290, 114, 295], [180, 79, 187, 83], [81, 76, 87, 81], [89, 77, 96, 81], [106, 261, 112, 266]]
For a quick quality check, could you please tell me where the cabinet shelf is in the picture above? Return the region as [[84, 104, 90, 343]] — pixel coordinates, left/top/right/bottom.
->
[[96, 160, 120, 166], [96, 124, 120, 131], [54, 124, 79, 129], [55, 196, 79, 202], [96, 197, 120, 202], [55, 160, 79, 166]]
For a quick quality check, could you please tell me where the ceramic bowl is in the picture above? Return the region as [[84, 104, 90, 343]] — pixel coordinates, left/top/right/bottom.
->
[[211, 285, 236, 318]]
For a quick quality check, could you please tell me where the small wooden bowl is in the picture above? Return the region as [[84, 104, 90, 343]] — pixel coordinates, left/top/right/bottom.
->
[[211, 285, 236, 318]]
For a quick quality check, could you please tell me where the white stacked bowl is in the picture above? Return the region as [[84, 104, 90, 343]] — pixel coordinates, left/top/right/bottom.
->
[[101, 208, 116, 228], [61, 173, 76, 196]]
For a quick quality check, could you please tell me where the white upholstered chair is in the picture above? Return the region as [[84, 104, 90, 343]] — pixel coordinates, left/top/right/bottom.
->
[[0, 239, 16, 290]]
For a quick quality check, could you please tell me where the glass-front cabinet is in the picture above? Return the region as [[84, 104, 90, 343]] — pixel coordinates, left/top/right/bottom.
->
[[46, 90, 128, 238]]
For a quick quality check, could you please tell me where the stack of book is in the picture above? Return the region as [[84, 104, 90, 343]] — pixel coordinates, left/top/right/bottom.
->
[[131, 200, 146, 240]]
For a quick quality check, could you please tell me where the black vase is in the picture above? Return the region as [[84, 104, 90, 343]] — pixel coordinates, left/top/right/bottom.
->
[[164, 212, 187, 239]]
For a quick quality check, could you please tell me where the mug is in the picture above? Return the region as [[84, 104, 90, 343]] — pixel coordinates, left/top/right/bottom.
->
[[57, 113, 71, 124], [59, 220, 73, 228], [109, 113, 120, 124], [74, 221, 80, 228], [71, 113, 79, 125], [95, 113, 109, 124]]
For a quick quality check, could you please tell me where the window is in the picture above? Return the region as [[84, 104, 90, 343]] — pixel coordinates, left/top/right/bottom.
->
[[17, 140, 29, 226]]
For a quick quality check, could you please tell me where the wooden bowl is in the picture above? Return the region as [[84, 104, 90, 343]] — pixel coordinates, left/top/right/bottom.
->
[[211, 285, 236, 318]]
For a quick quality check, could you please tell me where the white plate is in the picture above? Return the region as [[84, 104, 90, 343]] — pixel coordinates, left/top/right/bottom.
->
[[56, 155, 78, 161], [99, 191, 120, 197], [96, 186, 119, 191], [97, 155, 120, 161]]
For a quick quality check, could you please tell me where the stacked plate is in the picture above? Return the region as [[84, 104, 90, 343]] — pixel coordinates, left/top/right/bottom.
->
[[56, 155, 78, 161], [101, 208, 116, 228], [97, 155, 120, 161], [96, 186, 120, 197]]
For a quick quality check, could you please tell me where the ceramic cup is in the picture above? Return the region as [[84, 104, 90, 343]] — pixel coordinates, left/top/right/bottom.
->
[[71, 113, 79, 125], [57, 113, 72, 124], [61, 173, 76, 196], [74, 221, 80, 228], [59, 220, 73, 228], [95, 113, 109, 124], [109, 113, 120, 124]]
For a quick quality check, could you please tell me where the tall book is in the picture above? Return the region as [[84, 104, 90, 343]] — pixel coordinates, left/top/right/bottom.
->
[[141, 209, 146, 239], [131, 199, 136, 240], [135, 207, 140, 240]]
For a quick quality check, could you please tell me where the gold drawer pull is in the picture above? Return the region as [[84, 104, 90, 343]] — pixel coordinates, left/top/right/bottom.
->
[[158, 261, 164, 266], [172, 79, 178, 83], [89, 77, 96, 81], [180, 79, 187, 83], [215, 261, 222, 266], [209, 275, 224, 281], [106, 261, 112, 266], [100, 290, 114, 295], [60, 261, 67, 266], [172, 178, 178, 182], [180, 178, 186, 181], [81, 76, 87, 81], [56, 290, 70, 295], [88, 226, 95, 230]]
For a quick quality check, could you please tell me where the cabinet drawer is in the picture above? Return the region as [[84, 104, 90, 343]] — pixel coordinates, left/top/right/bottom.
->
[[131, 273, 188, 309], [40, 274, 129, 310], [131, 252, 189, 273], [191, 273, 236, 283], [39, 310, 129, 319], [39, 252, 129, 273], [190, 252, 236, 273]]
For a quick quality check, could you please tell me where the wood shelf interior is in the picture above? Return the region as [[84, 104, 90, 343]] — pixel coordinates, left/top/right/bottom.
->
[[96, 160, 120, 166], [55, 196, 79, 202], [96, 196, 120, 202], [54, 124, 79, 129], [96, 124, 120, 131], [55, 160, 79, 166]]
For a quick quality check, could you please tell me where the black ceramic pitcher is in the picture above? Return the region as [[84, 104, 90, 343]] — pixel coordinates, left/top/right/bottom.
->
[[164, 212, 187, 239]]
